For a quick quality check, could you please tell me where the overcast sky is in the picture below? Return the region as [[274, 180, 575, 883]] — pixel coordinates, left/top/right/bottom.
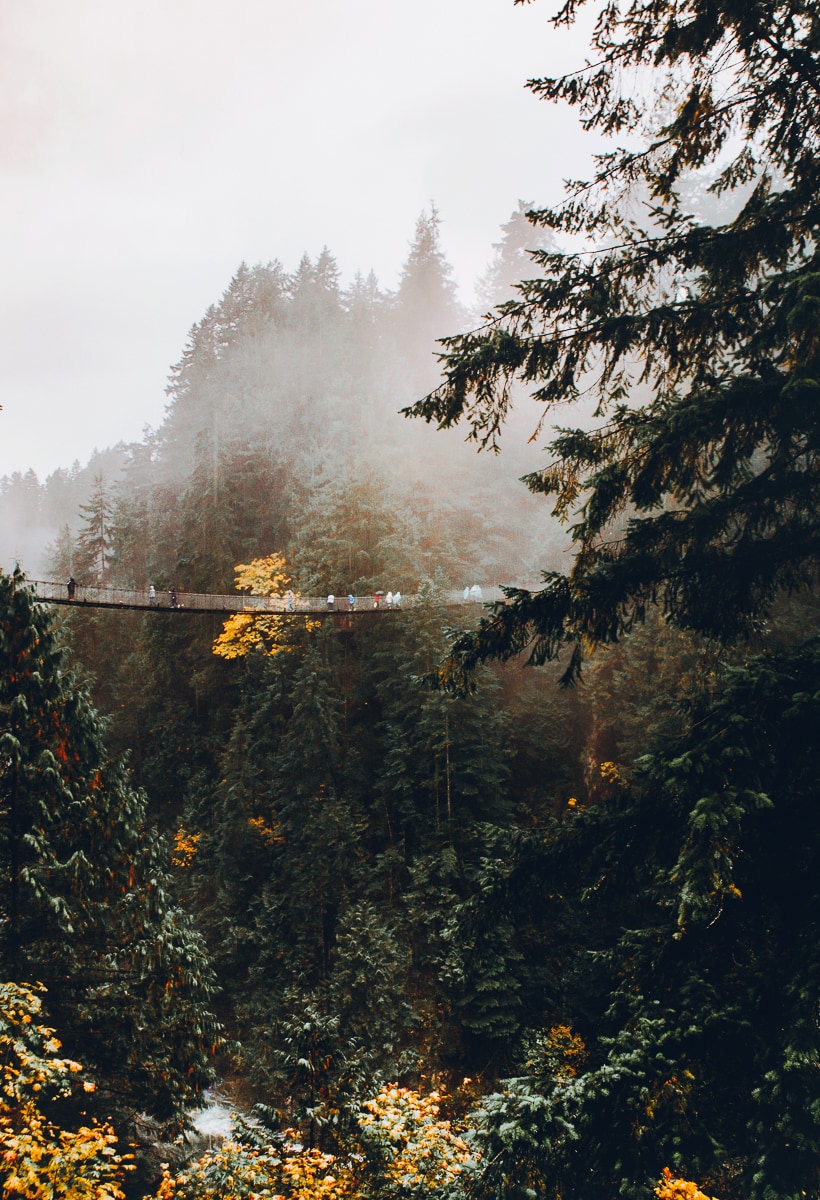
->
[[0, 0, 599, 481]]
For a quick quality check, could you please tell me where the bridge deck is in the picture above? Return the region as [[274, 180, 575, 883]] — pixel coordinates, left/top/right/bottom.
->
[[29, 580, 506, 615]]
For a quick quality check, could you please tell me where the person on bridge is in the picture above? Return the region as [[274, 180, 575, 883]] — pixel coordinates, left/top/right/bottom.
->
[[327, 594, 335, 610], [149, 584, 156, 606], [285, 589, 295, 613], [393, 590, 402, 608], [470, 584, 483, 602], [463, 586, 470, 602], [348, 593, 356, 610], [67, 577, 76, 601], [170, 587, 178, 608], [386, 590, 394, 608]]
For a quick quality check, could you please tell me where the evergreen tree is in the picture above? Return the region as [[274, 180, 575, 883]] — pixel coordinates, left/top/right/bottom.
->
[[196, 628, 365, 1118], [160, 261, 289, 483], [475, 200, 554, 311], [0, 569, 218, 1126], [41, 463, 82, 530], [75, 472, 114, 584], [367, 578, 508, 857], [289, 248, 344, 341], [395, 206, 464, 393], [160, 305, 220, 481], [249, 630, 361, 990], [173, 444, 292, 594], [465, 638, 820, 1200], [402, 5, 820, 1197], [46, 522, 77, 581], [407, 0, 820, 683], [341, 270, 394, 436], [288, 472, 425, 598]]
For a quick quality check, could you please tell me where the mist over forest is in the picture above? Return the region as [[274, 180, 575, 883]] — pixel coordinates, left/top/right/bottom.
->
[[3, 5, 820, 1200], [0, 204, 564, 592]]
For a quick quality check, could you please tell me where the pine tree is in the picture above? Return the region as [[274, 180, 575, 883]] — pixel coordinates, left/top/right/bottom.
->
[[75, 472, 114, 584], [47, 523, 77, 581], [465, 637, 820, 1200], [196, 628, 366, 1120], [475, 200, 554, 311], [400, 5, 820, 1197], [395, 206, 464, 393], [0, 569, 218, 1126], [341, 270, 393, 434], [160, 261, 290, 483], [406, 0, 820, 683]]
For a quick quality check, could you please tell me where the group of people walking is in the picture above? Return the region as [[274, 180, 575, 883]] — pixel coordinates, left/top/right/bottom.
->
[[373, 590, 402, 609], [317, 591, 403, 611], [64, 580, 485, 611]]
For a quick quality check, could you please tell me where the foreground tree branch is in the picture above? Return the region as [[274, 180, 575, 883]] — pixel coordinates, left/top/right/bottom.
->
[[405, 0, 820, 684]]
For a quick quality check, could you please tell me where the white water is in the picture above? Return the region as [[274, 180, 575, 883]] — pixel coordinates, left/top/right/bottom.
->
[[190, 1089, 234, 1140]]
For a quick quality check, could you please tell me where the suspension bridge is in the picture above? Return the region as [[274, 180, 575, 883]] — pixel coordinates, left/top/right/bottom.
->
[[28, 579, 508, 616]]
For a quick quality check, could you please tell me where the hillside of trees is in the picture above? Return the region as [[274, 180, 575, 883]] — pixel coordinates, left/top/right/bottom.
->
[[2, 3, 820, 1199], [0, 204, 559, 592]]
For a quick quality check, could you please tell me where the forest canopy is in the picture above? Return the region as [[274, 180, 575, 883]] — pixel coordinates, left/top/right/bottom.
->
[[2, 5, 820, 1200]]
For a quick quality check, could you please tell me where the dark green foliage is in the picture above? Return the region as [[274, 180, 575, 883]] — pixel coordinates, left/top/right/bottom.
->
[[463, 639, 820, 1200], [18, 73, 820, 1193], [405, 0, 820, 684], [169, 576, 574, 1137], [440, 870, 527, 1047], [327, 898, 416, 1067], [394, 18, 820, 1185], [194, 632, 368, 1108], [0, 569, 219, 1126]]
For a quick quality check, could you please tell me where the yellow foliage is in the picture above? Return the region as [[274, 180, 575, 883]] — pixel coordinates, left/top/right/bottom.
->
[[0, 983, 131, 1199], [151, 1083, 476, 1199], [599, 760, 621, 783], [213, 554, 295, 661], [655, 1166, 718, 1200], [643, 1071, 695, 1122], [357, 1083, 473, 1193], [523, 1024, 587, 1081], [231, 556, 291, 597], [247, 816, 285, 847], [172, 827, 201, 868], [279, 1144, 357, 1199], [152, 1134, 357, 1200], [546, 1025, 586, 1078]]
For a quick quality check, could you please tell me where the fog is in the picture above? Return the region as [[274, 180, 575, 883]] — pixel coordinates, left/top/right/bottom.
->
[[0, 0, 602, 483], [0, 2, 605, 581], [0, 208, 575, 590]]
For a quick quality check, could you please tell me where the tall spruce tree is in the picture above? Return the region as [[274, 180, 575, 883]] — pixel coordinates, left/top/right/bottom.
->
[[407, 0, 820, 684], [198, 627, 365, 1115], [475, 200, 553, 312], [395, 206, 464, 393], [402, 4, 820, 1198], [0, 569, 218, 1126], [76, 472, 114, 585]]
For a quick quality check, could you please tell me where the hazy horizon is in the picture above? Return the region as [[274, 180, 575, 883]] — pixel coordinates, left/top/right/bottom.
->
[[0, 0, 599, 482]]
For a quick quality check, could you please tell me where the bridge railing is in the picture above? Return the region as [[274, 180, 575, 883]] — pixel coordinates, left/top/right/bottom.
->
[[30, 580, 513, 612]]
